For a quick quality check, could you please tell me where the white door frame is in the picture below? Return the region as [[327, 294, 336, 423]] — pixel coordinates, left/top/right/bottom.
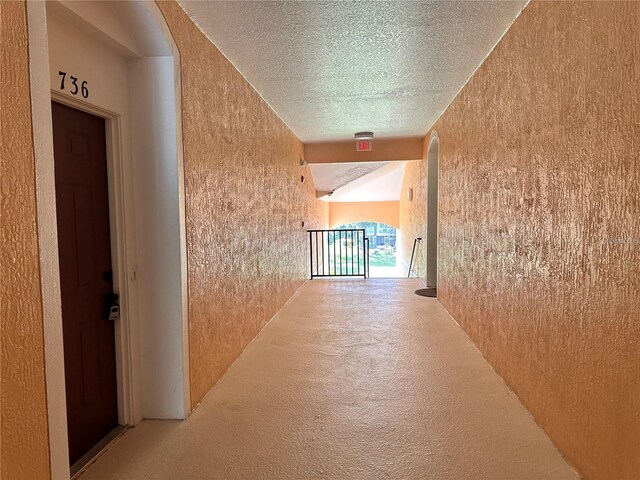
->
[[50, 90, 139, 428], [26, 2, 189, 479]]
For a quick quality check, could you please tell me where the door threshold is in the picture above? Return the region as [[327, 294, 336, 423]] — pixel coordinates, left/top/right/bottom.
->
[[70, 426, 127, 479]]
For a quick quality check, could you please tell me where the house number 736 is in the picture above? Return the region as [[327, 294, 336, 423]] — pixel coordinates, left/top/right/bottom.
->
[[58, 71, 89, 99]]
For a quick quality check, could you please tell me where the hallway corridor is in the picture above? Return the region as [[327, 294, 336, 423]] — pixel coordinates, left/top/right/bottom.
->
[[81, 280, 577, 480]]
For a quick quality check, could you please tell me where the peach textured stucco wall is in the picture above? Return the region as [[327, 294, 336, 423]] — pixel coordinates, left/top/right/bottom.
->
[[419, 2, 639, 479], [0, 2, 52, 479], [329, 201, 400, 229], [399, 160, 427, 278], [156, 1, 329, 408]]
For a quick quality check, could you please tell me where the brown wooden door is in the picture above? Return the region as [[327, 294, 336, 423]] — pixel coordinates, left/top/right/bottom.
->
[[52, 102, 119, 464]]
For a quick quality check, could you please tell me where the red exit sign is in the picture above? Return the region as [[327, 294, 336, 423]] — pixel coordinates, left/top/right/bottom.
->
[[356, 140, 372, 152]]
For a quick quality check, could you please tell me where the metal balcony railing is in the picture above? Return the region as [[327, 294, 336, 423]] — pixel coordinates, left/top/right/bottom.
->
[[308, 229, 369, 279]]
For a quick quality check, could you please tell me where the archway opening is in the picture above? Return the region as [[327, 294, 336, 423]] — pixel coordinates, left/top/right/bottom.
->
[[426, 135, 439, 288], [337, 222, 404, 278]]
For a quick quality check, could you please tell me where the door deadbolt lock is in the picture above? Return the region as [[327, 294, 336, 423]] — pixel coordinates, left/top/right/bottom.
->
[[104, 292, 120, 322], [108, 304, 120, 322]]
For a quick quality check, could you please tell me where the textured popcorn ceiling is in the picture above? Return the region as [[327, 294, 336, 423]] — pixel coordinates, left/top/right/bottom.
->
[[178, 0, 527, 142]]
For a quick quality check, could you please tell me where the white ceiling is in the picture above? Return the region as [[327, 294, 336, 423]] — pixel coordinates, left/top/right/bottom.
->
[[314, 162, 407, 203], [309, 161, 389, 196], [178, 1, 527, 142]]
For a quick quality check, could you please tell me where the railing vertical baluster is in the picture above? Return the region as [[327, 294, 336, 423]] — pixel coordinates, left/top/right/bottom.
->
[[309, 231, 313, 279], [344, 230, 347, 275], [363, 237, 366, 279], [339, 230, 342, 275], [315, 232, 319, 278], [344, 230, 349, 275], [367, 237, 370, 278], [332, 231, 336, 275], [356, 231, 358, 276], [326, 231, 329, 276], [350, 231, 354, 275], [322, 232, 329, 273], [355, 231, 358, 275], [346, 230, 349, 275], [357, 230, 361, 275], [319, 231, 322, 276], [341, 231, 344, 275], [363, 236, 365, 278], [321, 231, 324, 276], [345, 230, 348, 275], [361, 229, 365, 276], [336, 230, 339, 275], [364, 237, 369, 278]]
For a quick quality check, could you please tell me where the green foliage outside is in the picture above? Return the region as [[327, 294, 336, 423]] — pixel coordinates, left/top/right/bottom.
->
[[336, 222, 398, 268], [369, 247, 397, 266]]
